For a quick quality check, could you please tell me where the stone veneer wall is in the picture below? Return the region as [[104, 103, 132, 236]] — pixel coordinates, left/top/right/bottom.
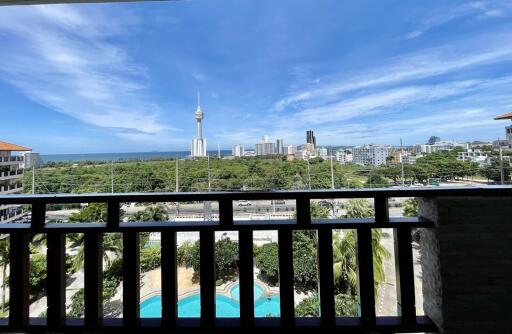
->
[[419, 196, 512, 334]]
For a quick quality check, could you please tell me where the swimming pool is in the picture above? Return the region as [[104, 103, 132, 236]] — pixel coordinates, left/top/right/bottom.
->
[[140, 283, 280, 318]]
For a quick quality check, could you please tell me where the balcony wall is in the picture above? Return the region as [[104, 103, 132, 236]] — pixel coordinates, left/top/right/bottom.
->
[[419, 196, 512, 334]]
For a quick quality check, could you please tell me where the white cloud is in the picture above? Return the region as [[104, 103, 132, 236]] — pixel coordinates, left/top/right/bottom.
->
[[0, 5, 174, 138], [273, 37, 512, 113], [404, 1, 511, 40]]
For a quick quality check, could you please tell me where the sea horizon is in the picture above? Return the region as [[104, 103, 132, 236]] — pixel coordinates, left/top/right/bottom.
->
[[41, 150, 233, 163]]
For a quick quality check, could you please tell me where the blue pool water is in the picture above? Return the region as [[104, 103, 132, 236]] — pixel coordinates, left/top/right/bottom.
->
[[140, 283, 280, 318]]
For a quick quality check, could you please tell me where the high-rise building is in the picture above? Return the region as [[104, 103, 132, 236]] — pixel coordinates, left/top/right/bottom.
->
[[1, 141, 31, 223], [191, 93, 207, 157], [427, 136, 441, 145], [306, 130, 316, 148], [276, 139, 284, 155], [285, 145, 296, 155], [255, 142, 275, 156], [255, 135, 275, 155], [232, 144, 244, 158], [352, 145, 389, 166]]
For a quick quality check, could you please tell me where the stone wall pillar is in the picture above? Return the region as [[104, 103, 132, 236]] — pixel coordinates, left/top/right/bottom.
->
[[419, 196, 512, 333]]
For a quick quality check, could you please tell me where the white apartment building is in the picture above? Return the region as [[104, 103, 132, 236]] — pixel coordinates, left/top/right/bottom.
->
[[22, 152, 41, 169], [412, 141, 468, 154], [255, 135, 275, 156], [255, 143, 275, 156], [295, 149, 316, 160], [352, 145, 389, 166], [1, 141, 31, 223], [316, 147, 328, 159], [457, 149, 490, 166], [336, 150, 353, 164], [402, 154, 422, 164], [285, 145, 296, 155], [232, 144, 244, 158]]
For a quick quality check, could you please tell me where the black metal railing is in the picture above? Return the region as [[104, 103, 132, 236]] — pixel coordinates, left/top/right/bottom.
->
[[2, 187, 506, 333]]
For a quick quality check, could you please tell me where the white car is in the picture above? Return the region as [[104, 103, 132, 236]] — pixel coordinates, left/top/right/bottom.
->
[[237, 200, 252, 206]]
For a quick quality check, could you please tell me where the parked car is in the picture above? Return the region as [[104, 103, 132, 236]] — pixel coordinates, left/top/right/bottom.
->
[[237, 200, 252, 206], [271, 199, 286, 205]]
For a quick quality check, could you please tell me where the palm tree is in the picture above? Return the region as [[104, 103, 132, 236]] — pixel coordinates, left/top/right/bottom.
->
[[71, 233, 123, 271], [333, 231, 357, 294], [333, 199, 391, 295], [129, 205, 169, 222]]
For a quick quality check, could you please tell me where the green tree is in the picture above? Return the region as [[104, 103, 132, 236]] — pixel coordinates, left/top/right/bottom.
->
[[71, 233, 123, 272], [69, 203, 108, 222], [482, 159, 510, 183], [140, 247, 161, 272], [214, 237, 239, 282], [254, 242, 279, 285], [294, 293, 359, 317], [336, 199, 391, 295], [178, 238, 239, 284], [403, 198, 418, 217], [292, 230, 318, 293], [310, 202, 330, 218], [129, 205, 169, 222]]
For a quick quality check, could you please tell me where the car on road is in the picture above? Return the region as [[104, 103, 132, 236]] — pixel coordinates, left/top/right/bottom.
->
[[271, 199, 286, 205], [237, 200, 252, 206]]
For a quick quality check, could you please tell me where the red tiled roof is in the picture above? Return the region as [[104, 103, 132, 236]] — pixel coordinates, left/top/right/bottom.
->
[[494, 112, 512, 120], [0, 141, 32, 151]]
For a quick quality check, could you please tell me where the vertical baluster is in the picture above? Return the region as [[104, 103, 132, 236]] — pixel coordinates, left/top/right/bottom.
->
[[123, 232, 140, 327], [219, 199, 233, 227], [394, 227, 416, 324], [199, 230, 215, 326], [84, 232, 103, 328], [107, 201, 120, 228], [161, 231, 177, 326], [296, 197, 311, 226], [356, 227, 376, 327], [317, 229, 335, 326], [47, 232, 66, 328], [239, 229, 254, 326], [8, 232, 30, 328], [374, 196, 389, 225], [278, 229, 294, 326]]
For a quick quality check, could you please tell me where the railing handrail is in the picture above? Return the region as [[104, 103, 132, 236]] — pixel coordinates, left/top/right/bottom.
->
[[0, 185, 511, 204]]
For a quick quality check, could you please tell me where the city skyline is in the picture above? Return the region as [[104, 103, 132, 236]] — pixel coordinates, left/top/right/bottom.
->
[[1, 1, 512, 154]]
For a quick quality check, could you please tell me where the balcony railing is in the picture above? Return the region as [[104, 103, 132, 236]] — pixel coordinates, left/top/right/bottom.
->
[[0, 170, 23, 180], [0, 156, 23, 163], [0, 184, 23, 194], [1, 187, 500, 333]]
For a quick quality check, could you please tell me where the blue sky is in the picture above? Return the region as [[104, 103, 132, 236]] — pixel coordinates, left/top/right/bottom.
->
[[1, 0, 512, 154]]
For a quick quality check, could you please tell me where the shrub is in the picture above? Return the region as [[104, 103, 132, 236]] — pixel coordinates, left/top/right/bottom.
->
[[254, 242, 279, 285], [294, 293, 358, 317], [140, 247, 161, 273]]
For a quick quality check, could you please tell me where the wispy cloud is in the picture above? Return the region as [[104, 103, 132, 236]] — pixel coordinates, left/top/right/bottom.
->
[[404, 1, 511, 39], [267, 29, 512, 146], [0, 5, 173, 138], [273, 36, 512, 113]]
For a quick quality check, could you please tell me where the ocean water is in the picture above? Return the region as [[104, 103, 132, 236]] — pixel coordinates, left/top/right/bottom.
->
[[41, 150, 231, 163]]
